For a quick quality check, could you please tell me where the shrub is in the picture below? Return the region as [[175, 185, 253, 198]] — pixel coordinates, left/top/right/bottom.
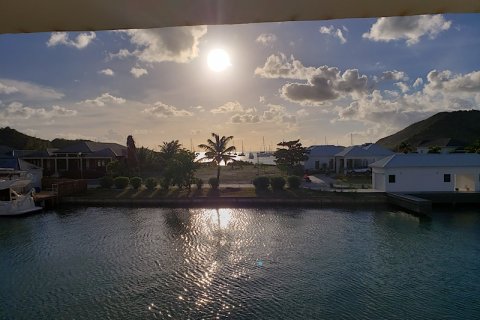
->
[[114, 176, 130, 189], [160, 177, 170, 191], [130, 177, 142, 189], [145, 178, 157, 190], [196, 178, 204, 190], [270, 176, 286, 191], [253, 176, 270, 191], [287, 176, 302, 189], [99, 176, 114, 188], [208, 177, 219, 190]]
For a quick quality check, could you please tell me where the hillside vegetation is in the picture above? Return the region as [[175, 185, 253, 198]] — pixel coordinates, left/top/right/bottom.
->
[[0, 127, 90, 150], [376, 110, 480, 150]]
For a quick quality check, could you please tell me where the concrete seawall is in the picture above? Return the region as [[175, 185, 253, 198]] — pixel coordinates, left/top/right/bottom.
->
[[61, 193, 388, 209]]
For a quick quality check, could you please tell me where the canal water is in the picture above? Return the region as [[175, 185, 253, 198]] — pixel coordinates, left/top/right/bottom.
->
[[1, 207, 479, 319]]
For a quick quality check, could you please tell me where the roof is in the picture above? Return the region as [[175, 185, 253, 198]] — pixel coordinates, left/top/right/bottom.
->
[[370, 153, 480, 168], [0, 145, 13, 156], [335, 143, 394, 157], [0, 158, 19, 170], [417, 138, 466, 148], [1, 1, 478, 34], [307, 145, 344, 157], [55, 141, 126, 157]]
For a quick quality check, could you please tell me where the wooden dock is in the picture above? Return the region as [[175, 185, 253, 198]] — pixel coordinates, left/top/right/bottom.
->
[[34, 191, 58, 208]]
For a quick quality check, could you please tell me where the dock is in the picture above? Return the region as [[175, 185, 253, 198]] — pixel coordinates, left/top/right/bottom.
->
[[387, 193, 432, 215], [34, 191, 58, 208]]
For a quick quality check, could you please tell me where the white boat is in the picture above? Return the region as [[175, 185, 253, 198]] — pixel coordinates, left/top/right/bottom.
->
[[0, 188, 42, 216]]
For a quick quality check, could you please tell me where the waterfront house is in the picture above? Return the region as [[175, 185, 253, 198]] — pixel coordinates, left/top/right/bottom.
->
[[304, 145, 345, 172], [334, 143, 394, 174], [17, 141, 126, 178], [370, 153, 480, 192]]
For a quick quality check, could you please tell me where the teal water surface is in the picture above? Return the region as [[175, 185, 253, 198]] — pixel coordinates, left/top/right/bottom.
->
[[1, 207, 480, 319]]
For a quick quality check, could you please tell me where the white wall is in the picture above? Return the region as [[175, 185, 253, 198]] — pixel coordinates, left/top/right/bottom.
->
[[304, 156, 334, 171], [372, 167, 480, 192]]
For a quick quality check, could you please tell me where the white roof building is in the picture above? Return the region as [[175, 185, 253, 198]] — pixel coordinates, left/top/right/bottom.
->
[[370, 153, 480, 192]]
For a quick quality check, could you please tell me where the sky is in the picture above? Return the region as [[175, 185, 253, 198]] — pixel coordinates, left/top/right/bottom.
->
[[1, 14, 480, 151]]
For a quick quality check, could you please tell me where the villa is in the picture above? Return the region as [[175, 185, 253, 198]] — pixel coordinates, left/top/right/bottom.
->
[[305, 143, 394, 174], [11, 141, 127, 178], [370, 153, 480, 192]]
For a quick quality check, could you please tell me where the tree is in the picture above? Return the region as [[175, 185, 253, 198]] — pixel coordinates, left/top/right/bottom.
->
[[397, 141, 414, 154], [163, 149, 198, 189], [198, 133, 236, 182], [126, 135, 138, 173], [273, 140, 308, 174], [466, 139, 480, 153], [428, 146, 442, 154], [159, 140, 182, 163]]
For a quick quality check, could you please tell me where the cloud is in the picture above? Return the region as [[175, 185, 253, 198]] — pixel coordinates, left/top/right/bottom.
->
[[142, 101, 193, 118], [130, 67, 148, 78], [231, 113, 261, 123], [99, 69, 114, 76], [210, 101, 246, 114], [0, 82, 19, 94], [113, 26, 207, 64], [319, 25, 347, 44], [47, 32, 96, 49], [0, 102, 77, 120], [381, 70, 408, 81], [363, 15, 451, 45], [108, 49, 133, 60], [281, 68, 369, 105], [82, 93, 126, 106], [395, 82, 409, 93], [0, 78, 64, 101], [256, 33, 277, 46], [425, 70, 480, 93], [413, 77, 424, 88], [255, 53, 317, 80]]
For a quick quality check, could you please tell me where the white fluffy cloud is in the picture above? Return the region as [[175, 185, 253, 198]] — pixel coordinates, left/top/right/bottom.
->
[[256, 33, 277, 46], [0, 102, 77, 120], [142, 101, 193, 118], [319, 25, 347, 44], [130, 67, 148, 78], [112, 26, 207, 64], [381, 70, 409, 82], [99, 69, 114, 76], [82, 93, 126, 107], [0, 82, 18, 94], [210, 101, 246, 114], [363, 15, 451, 45], [47, 32, 96, 49], [255, 53, 317, 80], [0, 79, 64, 101]]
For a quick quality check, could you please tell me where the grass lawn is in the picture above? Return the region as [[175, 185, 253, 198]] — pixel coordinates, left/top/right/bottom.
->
[[195, 163, 283, 184]]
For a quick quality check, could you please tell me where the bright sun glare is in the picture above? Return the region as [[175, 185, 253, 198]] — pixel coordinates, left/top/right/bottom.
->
[[207, 48, 231, 72]]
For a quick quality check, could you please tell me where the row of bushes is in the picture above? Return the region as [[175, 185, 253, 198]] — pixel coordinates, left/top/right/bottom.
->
[[100, 175, 302, 191], [253, 176, 301, 191], [100, 176, 219, 191]]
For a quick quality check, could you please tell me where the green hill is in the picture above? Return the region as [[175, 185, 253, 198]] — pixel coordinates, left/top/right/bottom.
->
[[0, 127, 91, 150], [376, 110, 480, 150]]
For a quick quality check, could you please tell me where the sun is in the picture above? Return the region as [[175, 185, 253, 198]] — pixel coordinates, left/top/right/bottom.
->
[[207, 48, 231, 72]]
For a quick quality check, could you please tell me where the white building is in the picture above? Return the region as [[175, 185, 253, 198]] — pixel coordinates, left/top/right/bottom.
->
[[304, 145, 345, 171], [334, 143, 394, 174], [370, 154, 480, 192], [416, 138, 465, 154]]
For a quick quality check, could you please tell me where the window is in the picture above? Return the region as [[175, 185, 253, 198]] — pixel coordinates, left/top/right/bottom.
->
[[315, 161, 319, 170], [444, 174, 451, 182], [388, 175, 396, 183]]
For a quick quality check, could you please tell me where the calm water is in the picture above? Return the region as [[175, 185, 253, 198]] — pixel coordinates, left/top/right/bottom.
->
[[1, 207, 480, 319]]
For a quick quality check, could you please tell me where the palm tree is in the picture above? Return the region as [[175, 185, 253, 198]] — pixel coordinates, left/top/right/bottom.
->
[[198, 133, 236, 181], [159, 140, 182, 162], [397, 141, 414, 154]]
